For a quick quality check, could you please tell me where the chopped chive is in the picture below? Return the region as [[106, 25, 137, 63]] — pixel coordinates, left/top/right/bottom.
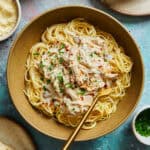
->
[[33, 52, 39, 56], [39, 61, 45, 68], [59, 43, 65, 50], [78, 88, 86, 95], [48, 65, 53, 71], [46, 79, 51, 84], [59, 49, 65, 54], [104, 58, 108, 62], [65, 83, 74, 88], [59, 57, 64, 64], [69, 68, 73, 75], [43, 86, 47, 91], [53, 54, 57, 59], [57, 73, 63, 84], [90, 52, 97, 57], [77, 55, 81, 61], [40, 77, 44, 81], [60, 87, 64, 93], [135, 109, 150, 137], [90, 53, 93, 57]]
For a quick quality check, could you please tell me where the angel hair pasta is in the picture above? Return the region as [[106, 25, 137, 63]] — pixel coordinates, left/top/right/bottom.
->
[[24, 18, 133, 129]]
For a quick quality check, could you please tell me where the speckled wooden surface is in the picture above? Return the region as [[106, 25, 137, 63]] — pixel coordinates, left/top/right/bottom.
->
[[0, 0, 150, 150]]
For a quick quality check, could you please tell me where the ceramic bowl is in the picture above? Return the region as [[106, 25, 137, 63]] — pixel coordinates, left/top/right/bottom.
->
[[0, 0, 21, 41], [132, 106, 150, 145], [7, 6, 144, 141]]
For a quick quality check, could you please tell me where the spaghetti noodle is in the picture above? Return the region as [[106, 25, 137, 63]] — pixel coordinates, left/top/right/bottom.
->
[[24, 18, 133, 129]]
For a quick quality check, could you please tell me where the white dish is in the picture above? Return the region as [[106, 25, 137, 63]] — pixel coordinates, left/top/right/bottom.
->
[[0, 0, 21, 41], [101, 0, 150, 16], [132, 106, 150, 146]]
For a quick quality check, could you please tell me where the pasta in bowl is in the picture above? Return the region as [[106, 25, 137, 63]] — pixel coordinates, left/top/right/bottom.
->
[[24, 18, 132, 129], [7, 6, 144, 140]]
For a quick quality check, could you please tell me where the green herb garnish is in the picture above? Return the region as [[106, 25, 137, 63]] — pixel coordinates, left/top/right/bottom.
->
[[60, 87, 64, 93], [69, 68, 73, 75], [39, 61, 45, 68], [59, 57, 64, 64], [90, 52, 97, 57], [59, 43, 65, 50], [54, 54, 57, 59], [78, 88, 86, 95], [57, 73, 64, 84], [90, 53, 93, 57], [77, 55, 81, 61], [48, 65, 53, 71], [104, 59, 108, 62], [65, 83, 74, 88], [59, 49, 65, 54], [33, 52, 39, 56], [135, 109, 150, 137], [40, 77, 44, 81], [43, 86, 47, 91], [46, 79, 51, 84]]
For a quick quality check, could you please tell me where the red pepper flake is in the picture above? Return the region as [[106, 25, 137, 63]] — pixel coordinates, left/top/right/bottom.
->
[[104, 84, 107, 88], [66, 46, 69, 51], [89, 93, 94, 96], [81, 96, 84, 101], [50, 102, 54, 106]]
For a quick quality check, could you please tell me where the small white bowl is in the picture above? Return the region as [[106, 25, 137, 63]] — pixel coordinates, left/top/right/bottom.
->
[[0, 0, 21, 41], [132, 106, 150, 146]]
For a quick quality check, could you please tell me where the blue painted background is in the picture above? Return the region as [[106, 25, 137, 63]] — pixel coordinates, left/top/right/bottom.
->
[[0, 0, 150, 149]]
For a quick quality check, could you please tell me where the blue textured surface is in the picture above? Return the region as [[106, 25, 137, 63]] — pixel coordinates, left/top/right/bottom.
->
[[0, 0, 150, 150]]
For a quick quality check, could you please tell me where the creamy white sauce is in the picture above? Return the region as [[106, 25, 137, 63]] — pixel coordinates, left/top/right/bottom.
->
[[39, 34, 116, 114]]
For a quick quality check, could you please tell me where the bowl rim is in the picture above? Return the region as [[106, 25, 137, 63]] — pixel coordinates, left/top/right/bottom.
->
[[132, 106, 150, 145], [7, 5, 145, 141], [0, 0, 22, 41]]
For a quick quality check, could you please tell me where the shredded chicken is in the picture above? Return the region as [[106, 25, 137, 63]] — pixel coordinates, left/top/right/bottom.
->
[[39, 35, 116, 114]]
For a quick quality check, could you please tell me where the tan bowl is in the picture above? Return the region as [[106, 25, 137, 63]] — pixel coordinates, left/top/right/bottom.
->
[[7, 6, 144, 141]]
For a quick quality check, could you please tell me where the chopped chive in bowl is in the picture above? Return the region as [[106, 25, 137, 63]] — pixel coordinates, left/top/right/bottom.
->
[[135, 108, 150, 137]]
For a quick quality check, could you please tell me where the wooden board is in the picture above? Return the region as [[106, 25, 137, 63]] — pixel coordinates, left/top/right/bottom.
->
[[101, 0, 150, 16], [0, 117, 35, 150]]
